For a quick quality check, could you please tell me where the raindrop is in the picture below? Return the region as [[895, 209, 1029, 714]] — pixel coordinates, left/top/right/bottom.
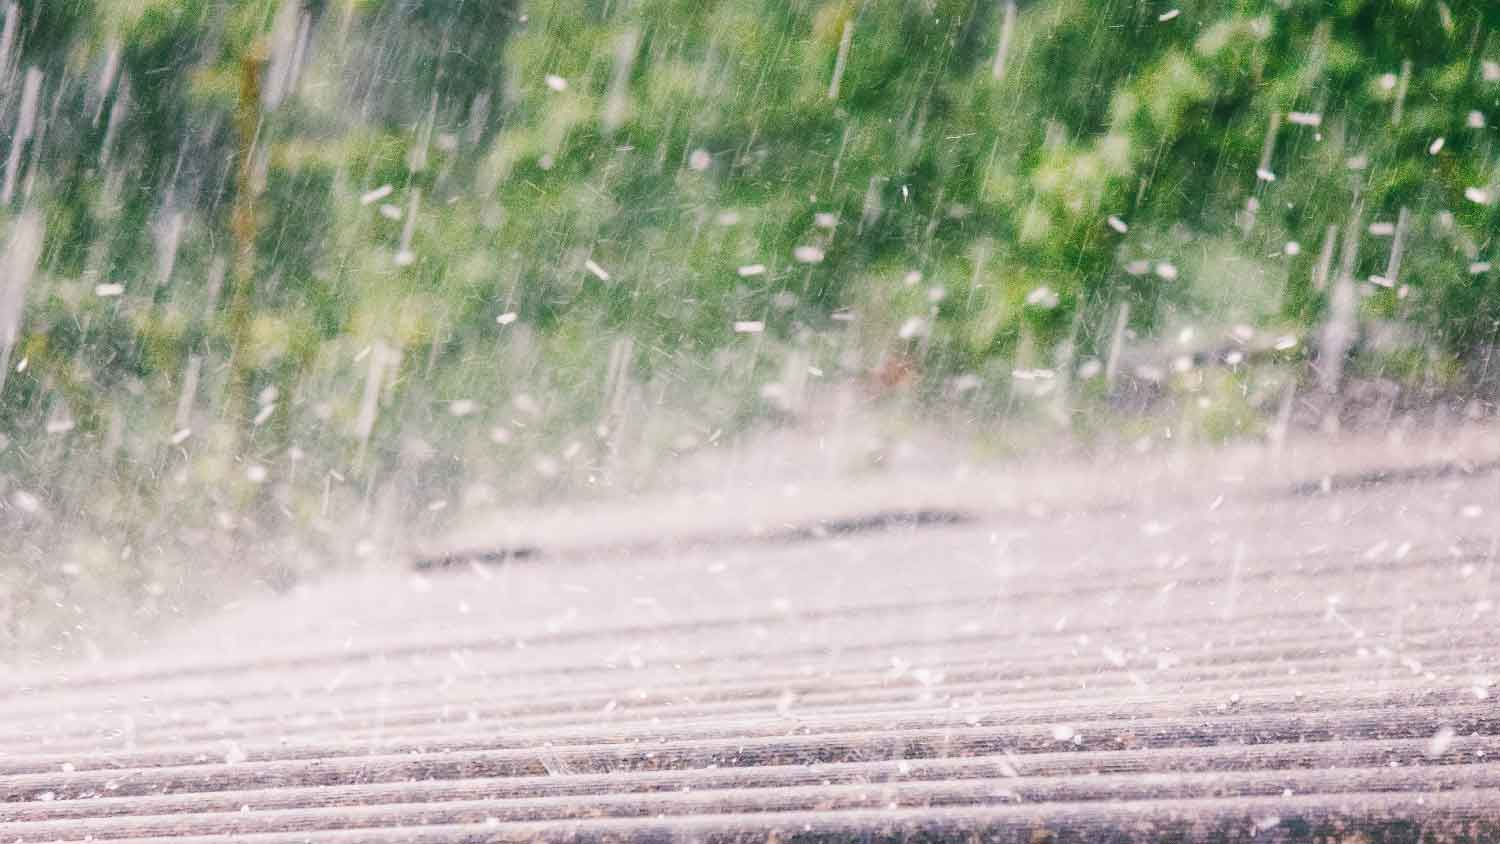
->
[[360, 184, 393, 205], [1427, 726, 1456, 759], [11, 490, 39, 513], [1025, 287, 1059, 308], [584, 259, 612, 281], [793, 245, 825, 264], [898, 317, 928, 339]]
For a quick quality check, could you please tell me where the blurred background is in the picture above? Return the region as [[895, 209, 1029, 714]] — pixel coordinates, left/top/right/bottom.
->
[[2, 0, 1498, 659]]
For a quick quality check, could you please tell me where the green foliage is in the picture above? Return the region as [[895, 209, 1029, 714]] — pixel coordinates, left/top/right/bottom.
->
[[4, 0, 1500, 654]]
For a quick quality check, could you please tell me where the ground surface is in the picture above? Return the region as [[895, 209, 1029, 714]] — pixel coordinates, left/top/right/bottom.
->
[[2, 427, 1500, 841]]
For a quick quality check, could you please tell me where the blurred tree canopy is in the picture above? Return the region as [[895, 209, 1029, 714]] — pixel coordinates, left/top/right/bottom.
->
[[2, 0, 1500, 648]]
